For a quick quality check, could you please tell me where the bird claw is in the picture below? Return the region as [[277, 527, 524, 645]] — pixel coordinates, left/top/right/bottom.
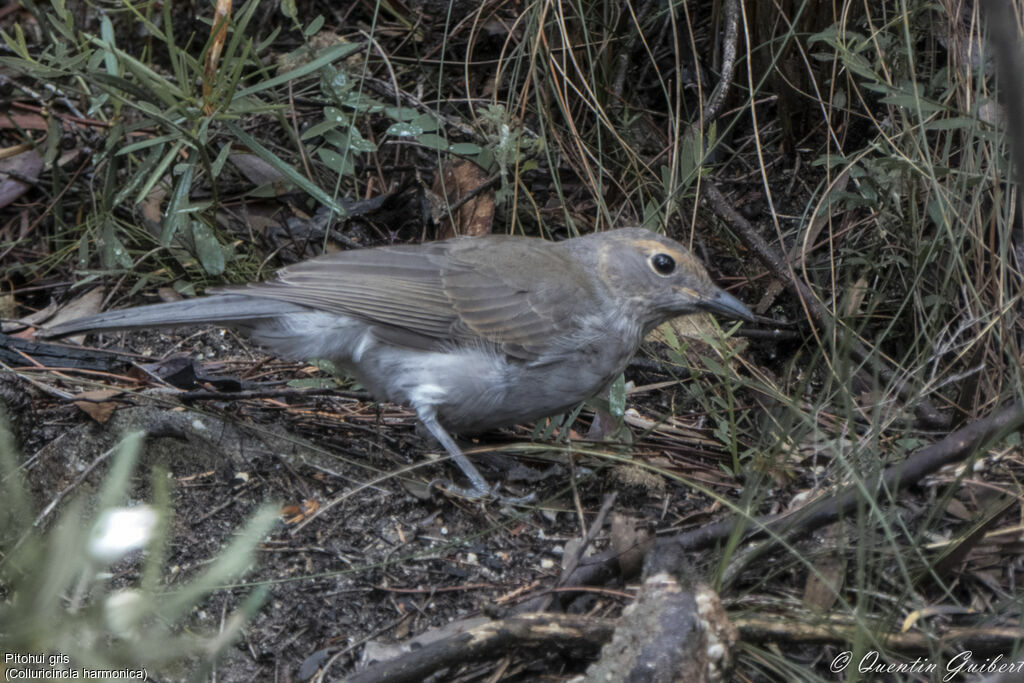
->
[[427, 478, 536, 505]]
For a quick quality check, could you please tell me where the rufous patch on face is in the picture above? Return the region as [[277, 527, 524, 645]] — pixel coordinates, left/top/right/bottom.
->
[[630, 239, 707, 279]]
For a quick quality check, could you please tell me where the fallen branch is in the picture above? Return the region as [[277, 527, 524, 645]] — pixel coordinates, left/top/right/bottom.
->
[[738, 615, 1024, 655], [660, 402, 1024, 555], [513, 404, 1023, 605], [343, 613, 615, 683]]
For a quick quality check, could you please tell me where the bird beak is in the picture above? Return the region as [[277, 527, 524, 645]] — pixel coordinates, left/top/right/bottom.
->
[[698, 288, 755, 323]]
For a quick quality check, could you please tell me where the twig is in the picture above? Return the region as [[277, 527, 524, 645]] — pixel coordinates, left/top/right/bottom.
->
[[170, 386, 370, 402], [522, 493, 617, 614], [701, 0, 740, 122], [737, 615, 1024, 655], [446, 173, 500, 214]]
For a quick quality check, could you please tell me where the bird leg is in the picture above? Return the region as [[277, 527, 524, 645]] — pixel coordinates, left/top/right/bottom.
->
[[418, 414, 535, 504]]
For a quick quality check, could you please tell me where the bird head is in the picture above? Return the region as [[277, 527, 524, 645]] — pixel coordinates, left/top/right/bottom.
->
[[576, 228, 755, 331]]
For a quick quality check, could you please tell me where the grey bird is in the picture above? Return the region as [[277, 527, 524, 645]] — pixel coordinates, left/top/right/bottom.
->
[[42, 228, 754, 500]]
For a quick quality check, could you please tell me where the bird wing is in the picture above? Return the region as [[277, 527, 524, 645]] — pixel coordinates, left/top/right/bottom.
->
[[222, 237, 593, 360]]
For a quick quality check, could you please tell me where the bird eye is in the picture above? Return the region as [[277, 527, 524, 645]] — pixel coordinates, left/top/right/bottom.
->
[[650, 253, 676, 276]]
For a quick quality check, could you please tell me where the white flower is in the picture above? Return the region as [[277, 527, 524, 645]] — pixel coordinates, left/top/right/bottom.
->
[[89, 506, 159, 563]]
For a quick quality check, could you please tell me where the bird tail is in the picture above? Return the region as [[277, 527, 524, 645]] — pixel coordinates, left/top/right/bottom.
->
[[40, 293, 309, 339]]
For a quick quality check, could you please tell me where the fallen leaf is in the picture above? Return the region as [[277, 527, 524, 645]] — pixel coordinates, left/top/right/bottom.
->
[[202, 0, 232, 115], [432, 160, 493, 238], [0, 146, 44, 210], [229, 152, 292, 194], [5, 299, 58, 334], [0, 292, 13, 319], [46, 288, 105, 344], [610, 512, 654, 576], [843, 276, 869, 317], [0, 112, 49, 131], [802, 524, 846, 611], [282, 499, 320, 524], [73, 389, 122, 423], [140, 184, 166, 238]]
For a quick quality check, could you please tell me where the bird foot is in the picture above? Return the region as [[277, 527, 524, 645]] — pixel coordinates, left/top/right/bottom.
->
[[427, 478, 537, 505]]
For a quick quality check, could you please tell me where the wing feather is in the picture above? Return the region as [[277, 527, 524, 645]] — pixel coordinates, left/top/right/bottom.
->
[[216, 236, 595, 360]]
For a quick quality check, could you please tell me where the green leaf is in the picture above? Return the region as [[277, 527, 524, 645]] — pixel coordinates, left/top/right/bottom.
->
[[118, 134, 180, 156], [132, 140, 182, 207], [0, 25, 30, 60], [323, 106, 351, 124], [44, 116, 61, 166], [101, 218, 133, 269], [228, 122, 347, 216], [923, 116, 976, 131], [474, 148, 495, 172], [449, 142, 482, 155], [100, 14, 118, 76], [324, 127, 376, 153], [838, 51, 877, 81], [304, 15, 325, 36], [410, 112, 439, 132], [384, 106, 419, 121], [161, 160, 195, 246], [173, 279, 197, 297], [879, 94, 945, 114], [190, 222, 225, 275], [211, 144, 232, 177], [87, 71, 154, 106], [234, 41, 362, 99], [679, 125, 703, 184], [95, 432, 143, 513], [94, 39, 187, 103], [385, 122, 423, 137], [317, 147, 356, 176], [642, 200, 662, 231], [0, 56, 68, 79], [341, 90, 384, 113], [310, 358, 341, 376], [608, 374, 626, 421], [702, 357, 728, 375], [300, 118, 342, 140], [324, 66, 350, 94], [287, 377, 339, 389], [417, 133, 449, 151]]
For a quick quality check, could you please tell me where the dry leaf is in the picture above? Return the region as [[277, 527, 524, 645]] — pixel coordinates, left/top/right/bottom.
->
[[46, 288, 105, 344], [0, 112, 49, 131], [203, 0, 232, 115], [6, 299, 58, 335], [0, 292, 13, 319], [0, 146, 43, 210], [229, 152, 291, 194], [282, 499, 320, 524], [432, 160, 494, 239], [610, 512, 654, 576], [140, 184, 166, 237], [156, 287, 184, 303], [843, 276, 869, 317], [650, 312, 719, 342], [801, 525, 846, 611], [73, 389, 122, 423]]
